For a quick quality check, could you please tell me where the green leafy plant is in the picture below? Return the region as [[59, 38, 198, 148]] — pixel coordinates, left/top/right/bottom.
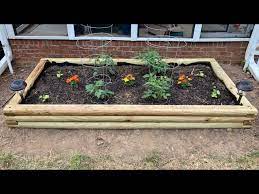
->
[[94, 54, 117, 75], [39, 94, 49, 102], [195, 70, 205, 78], [211, 86, 221, 98], [56, 70, 63, 78], [85, 80, 114, 99], [138, 50, 168, 74], [142, 73, 171, 100]]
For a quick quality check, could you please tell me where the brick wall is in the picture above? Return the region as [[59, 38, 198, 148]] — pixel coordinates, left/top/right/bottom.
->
[[9, 40, 248, 66]]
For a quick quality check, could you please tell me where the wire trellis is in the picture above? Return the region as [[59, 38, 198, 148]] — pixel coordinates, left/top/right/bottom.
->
[[75, 24, 115, 94], [74, 24, 229, 104]]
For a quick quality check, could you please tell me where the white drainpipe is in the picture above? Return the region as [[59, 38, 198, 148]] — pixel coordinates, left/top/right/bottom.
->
[[0, 24, 13, 74]]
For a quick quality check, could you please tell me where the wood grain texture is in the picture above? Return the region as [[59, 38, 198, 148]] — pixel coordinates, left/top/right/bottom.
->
[[5, 115, 253, 123], [3, 104, 257, 116], [7, 59, 47, 105], [10, 121, 249, 129]]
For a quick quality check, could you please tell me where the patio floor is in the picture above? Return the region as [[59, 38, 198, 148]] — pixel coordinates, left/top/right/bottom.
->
[[0, 62, 258, 169]]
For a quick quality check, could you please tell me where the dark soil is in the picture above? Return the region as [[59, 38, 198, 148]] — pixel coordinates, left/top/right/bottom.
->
[[22, 61, 238, 105], [0, 46, 4, 59]]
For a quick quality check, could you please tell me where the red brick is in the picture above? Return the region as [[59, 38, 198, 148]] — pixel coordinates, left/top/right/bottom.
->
[[9, 39, 247, 66]]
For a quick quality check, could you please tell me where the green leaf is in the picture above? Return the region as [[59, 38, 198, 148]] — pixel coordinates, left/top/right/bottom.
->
[[85, 84, 94, 93], [93, 71, 98, 77], [95, 90, 103, 99], [142, 93, 150, 99], [105, 90, 114, 95]]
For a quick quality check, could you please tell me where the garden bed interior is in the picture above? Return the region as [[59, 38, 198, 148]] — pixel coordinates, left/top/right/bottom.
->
[[23, 61, 237, 105], [3, 58, 258, 129]]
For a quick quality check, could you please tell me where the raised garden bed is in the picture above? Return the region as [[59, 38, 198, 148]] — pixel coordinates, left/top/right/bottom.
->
[[3, 57, 258, 129]]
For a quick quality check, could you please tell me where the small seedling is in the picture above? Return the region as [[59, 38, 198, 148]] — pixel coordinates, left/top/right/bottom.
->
[[177, 73, 192, 89], [195, 70, 205, 78], [56, 71, 63, 78], [39, 94, 49, 102], [122, 74, 135, 86], [85, 80, 114, 100], [66, 75, 79, 87], [211, 86, 221, 98], [142, 73, 171, 100]]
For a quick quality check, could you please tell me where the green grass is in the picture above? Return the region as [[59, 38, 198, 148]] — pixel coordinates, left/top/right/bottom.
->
[[0, 150, 257, 170], [143, 151, 161, 168], [0, 153, 16, 169], [69, 154, 94, 170], [247, 150, 259, 158], [235, 150, 259, 169]]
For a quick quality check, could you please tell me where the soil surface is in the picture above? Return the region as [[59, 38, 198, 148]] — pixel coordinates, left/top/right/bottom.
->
[[0, 61, 258, 169], [0, 46, 4, 59], [22, 62, 237, 105]]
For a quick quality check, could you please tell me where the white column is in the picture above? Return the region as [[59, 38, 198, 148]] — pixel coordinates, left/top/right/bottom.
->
[[244, 24, 259, 81], [0, 24, 13, 74], [244, 24, 259, 70]]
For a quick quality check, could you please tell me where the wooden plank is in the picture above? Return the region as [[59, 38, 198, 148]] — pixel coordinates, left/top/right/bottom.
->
[[5, 120, 18, 125], [42, 58, 216, 66], [7, 59, 47, 105], [10, 121, 247, 129], [5, 115, 254, 123], [3, 104, 257, 116], [209, 58, 256, 110]]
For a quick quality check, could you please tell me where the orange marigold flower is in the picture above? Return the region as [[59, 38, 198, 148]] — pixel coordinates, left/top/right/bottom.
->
[[178, 74, 186, 81], [66, 75, 80, 84], [177, 73, 192, 85]]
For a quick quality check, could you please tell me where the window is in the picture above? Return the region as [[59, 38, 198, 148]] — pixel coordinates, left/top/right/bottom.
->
[[74, 24, 131, 37], [6, 24, 255, 41], [12, 24, 68, 36], [138, 24, 194, 38], [201, 24, 254, 38]]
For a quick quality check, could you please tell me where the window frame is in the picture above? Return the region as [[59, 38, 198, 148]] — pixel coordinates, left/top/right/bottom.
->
[[200, 24, 254, 39], [5, 24, 252, 42]]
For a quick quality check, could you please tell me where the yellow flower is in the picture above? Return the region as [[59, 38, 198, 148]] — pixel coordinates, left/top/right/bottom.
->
[[127, 74, 135, 81], [122, 74, 135, 83], [122, 77, 130, 83]]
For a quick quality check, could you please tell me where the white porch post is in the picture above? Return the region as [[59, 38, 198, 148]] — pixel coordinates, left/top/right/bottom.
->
[[244, 24, 259, 70], [243, 24, 259, 81], [0, 24, 13, 74]]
